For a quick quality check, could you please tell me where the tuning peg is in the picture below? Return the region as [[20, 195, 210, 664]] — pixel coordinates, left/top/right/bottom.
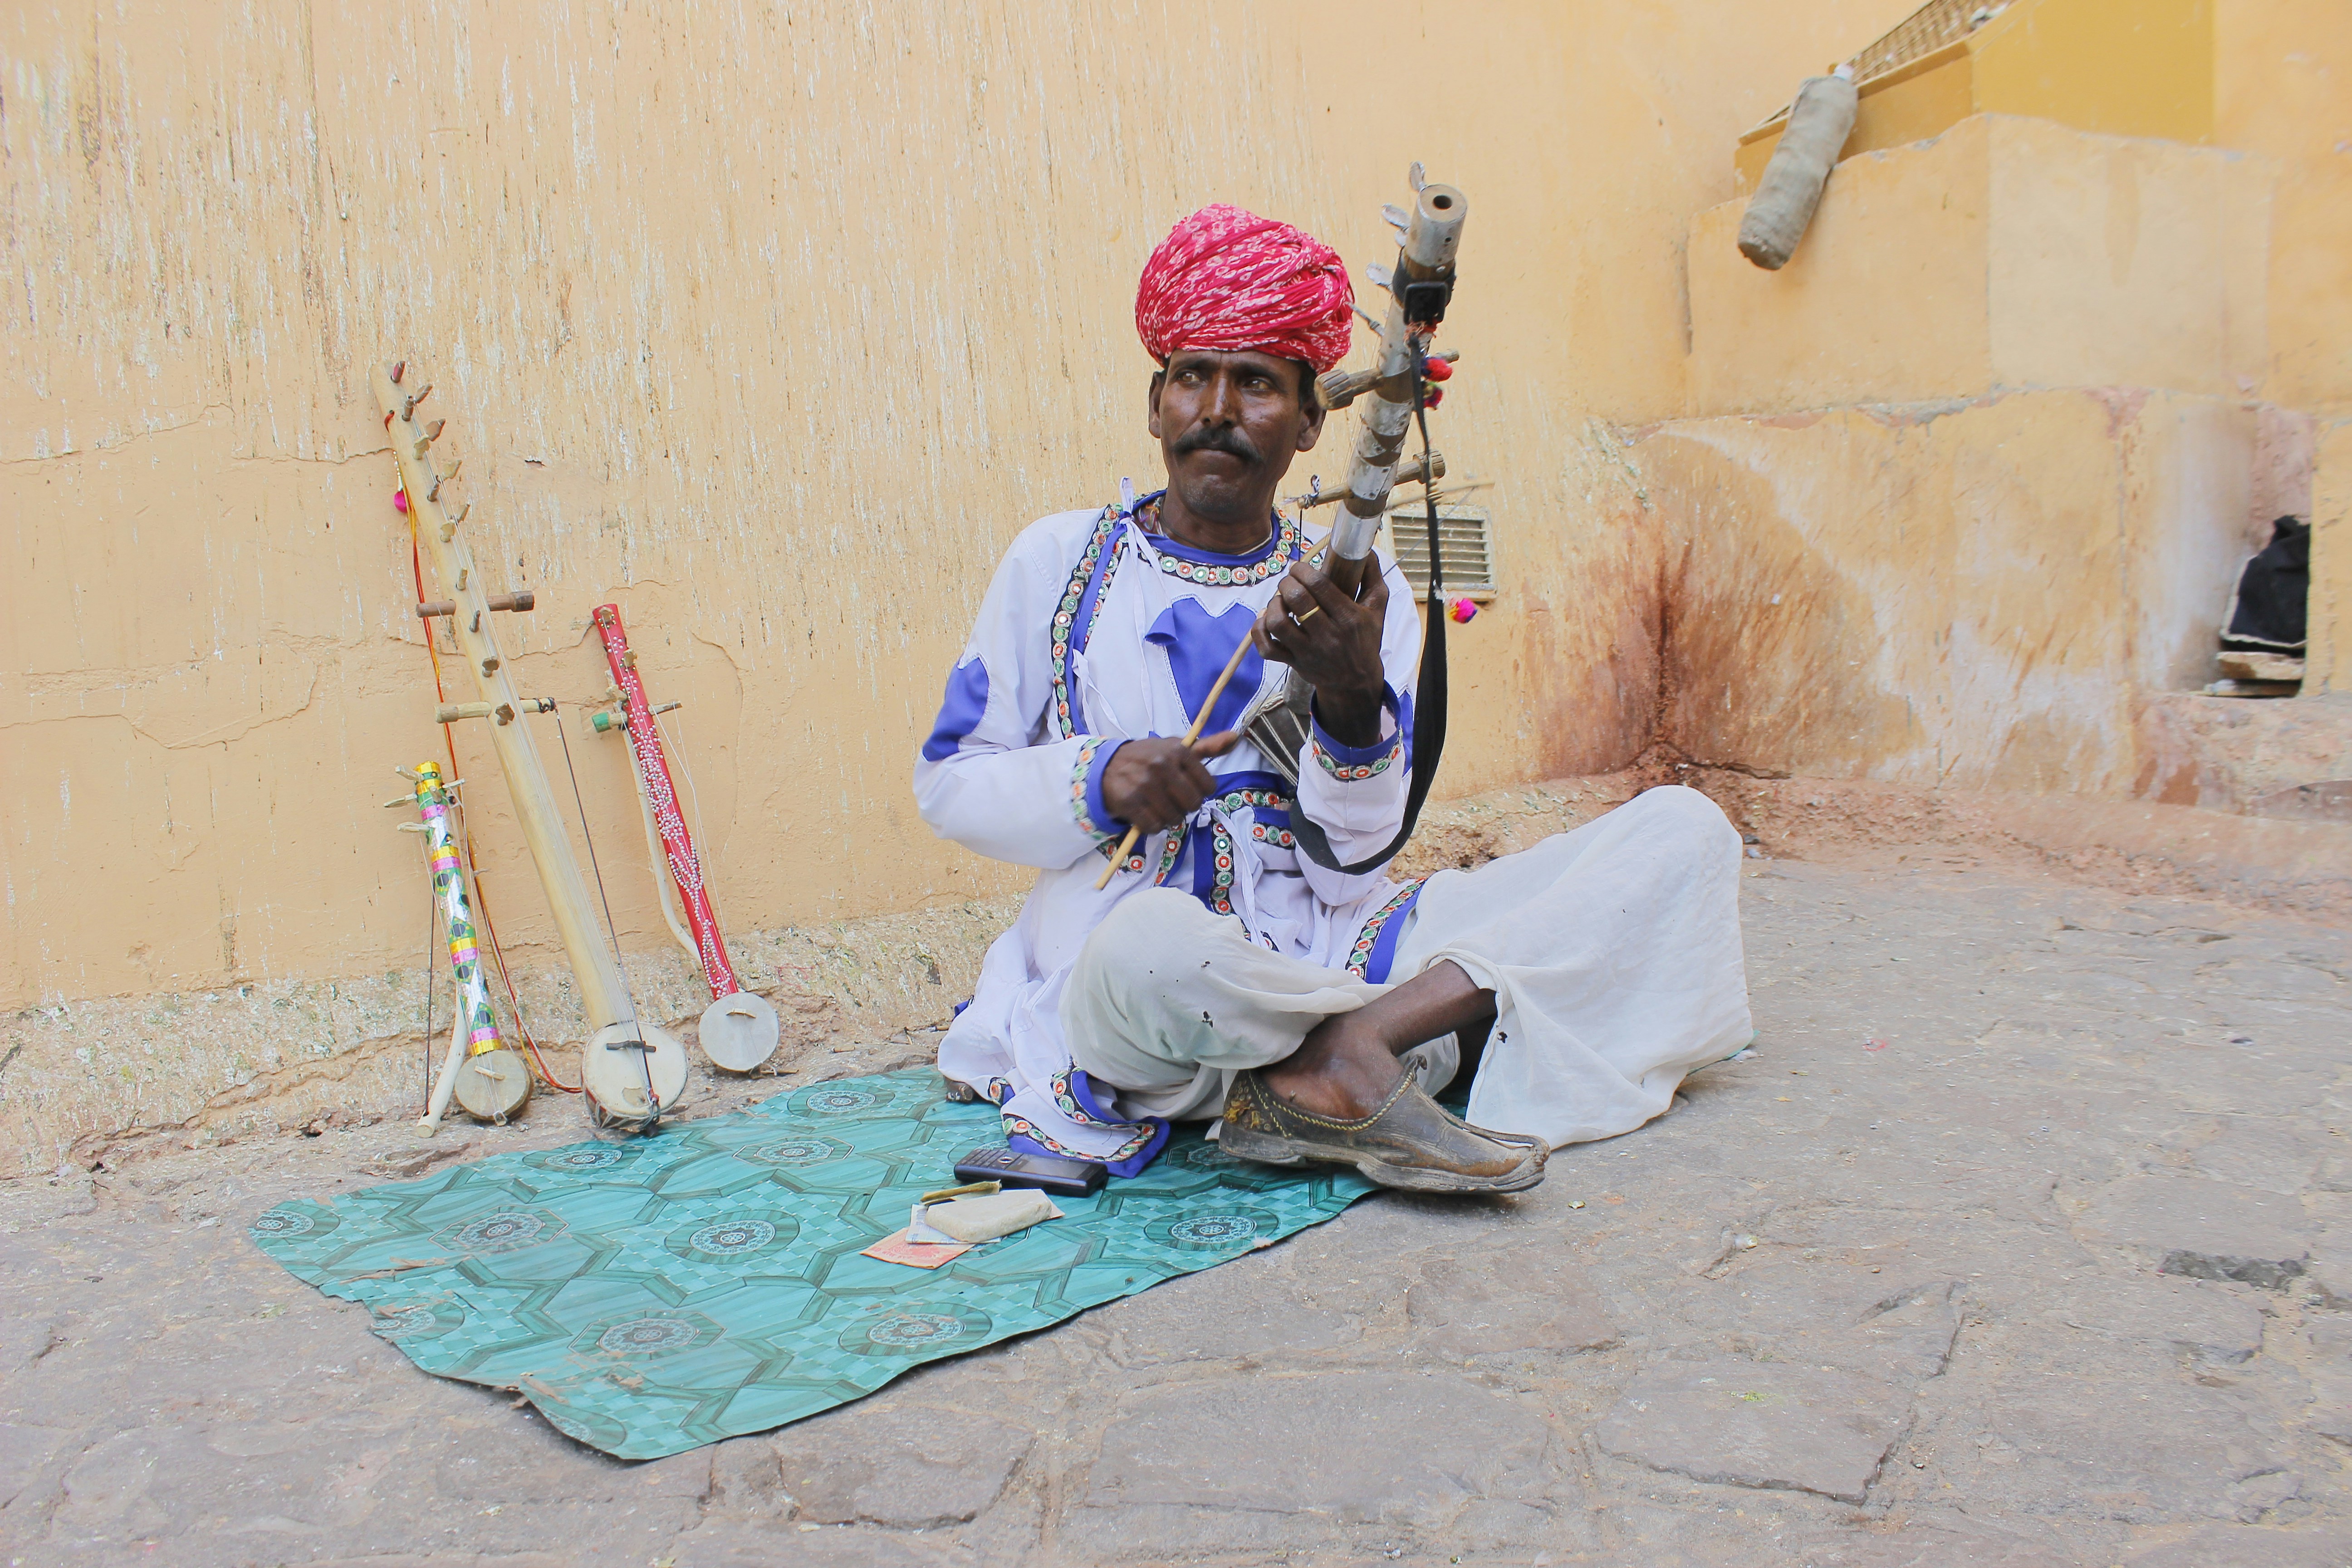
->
[[1408, 161, 1427, 192], [1366, 262, 1393, 290], [390, 360, 406, 384], [1382, 203, 1410, 230], [396, 822, 430, 834], [425, 418, 446, 441], [402, 383, 433, 421], [382, 794, 415, 808]]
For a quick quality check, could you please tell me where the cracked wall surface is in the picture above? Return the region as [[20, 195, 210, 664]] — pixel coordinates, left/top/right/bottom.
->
[[2, 0, 1919, 1167]]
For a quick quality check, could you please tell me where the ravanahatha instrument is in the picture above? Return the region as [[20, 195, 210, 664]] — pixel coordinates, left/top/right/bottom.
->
[[399, 761, 531, 1130], [373, 360, 687, 1132], [589, 604, 781, 1071], [1238, 165, 1466, 873], [1099, 169, 1466, 887]]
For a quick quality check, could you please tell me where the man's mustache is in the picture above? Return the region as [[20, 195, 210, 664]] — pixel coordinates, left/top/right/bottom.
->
[[1172, 426, 1261, 463]]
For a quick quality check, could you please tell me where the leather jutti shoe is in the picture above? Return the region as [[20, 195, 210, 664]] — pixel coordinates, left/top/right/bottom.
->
[[1219, 1070, 1548, 1194]]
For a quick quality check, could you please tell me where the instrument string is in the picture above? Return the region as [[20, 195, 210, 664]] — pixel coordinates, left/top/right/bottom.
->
[[553, 707, 631, 974], [406, 521, 578, 1093], [552, 705, 660, 1108], [453, 793, 580, 1094], [1411, 333, 1445, 604]]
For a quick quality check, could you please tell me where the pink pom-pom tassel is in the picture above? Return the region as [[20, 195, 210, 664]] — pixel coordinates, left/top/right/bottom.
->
[[1447, 598, 1479, 624]]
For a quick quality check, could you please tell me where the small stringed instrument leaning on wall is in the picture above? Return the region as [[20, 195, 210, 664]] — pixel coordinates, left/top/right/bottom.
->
[[588, 603, 782, 1073], [373, 360, 688, 1133]]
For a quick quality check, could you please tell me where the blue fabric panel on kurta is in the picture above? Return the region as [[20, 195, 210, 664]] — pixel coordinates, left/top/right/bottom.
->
[[248, 1069, 1371, 1460], [922, 657, 991, 761], [1146, 598, 1263, 736]]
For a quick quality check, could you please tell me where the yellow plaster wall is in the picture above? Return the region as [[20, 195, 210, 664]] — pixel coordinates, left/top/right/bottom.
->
[[0, 0, 1924, 1165], [1971, 0, 2214, 144], [2311, 421, 2352, 695], [1735, 0, 2215, 192], [1728, 0, 2349, 413], [2215, 0, 2352, 412], [1693, 115, 2269, 416]]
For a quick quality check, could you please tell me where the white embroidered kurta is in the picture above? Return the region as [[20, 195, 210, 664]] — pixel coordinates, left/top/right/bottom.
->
[[916, 492, 1757, 1166], [914, 493, 1421, 1171], [1058, 786, 1758, 1149]]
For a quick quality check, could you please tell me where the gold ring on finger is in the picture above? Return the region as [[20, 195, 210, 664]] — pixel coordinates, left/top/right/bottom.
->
[[1292, 604, 1322, 626]]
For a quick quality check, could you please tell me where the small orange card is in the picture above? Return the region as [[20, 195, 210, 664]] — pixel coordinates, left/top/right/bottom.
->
[[861, 1228, 971, 1269]]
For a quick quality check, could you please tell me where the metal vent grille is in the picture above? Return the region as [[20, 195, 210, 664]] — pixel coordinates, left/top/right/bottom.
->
[[1743, 0, 2010, 137], [1846, 0, 2007, 85], [1384, 507, 1496, 602]]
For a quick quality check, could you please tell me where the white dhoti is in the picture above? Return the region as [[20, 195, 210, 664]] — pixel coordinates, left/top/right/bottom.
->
[[1060, 785, 1755, 1149]]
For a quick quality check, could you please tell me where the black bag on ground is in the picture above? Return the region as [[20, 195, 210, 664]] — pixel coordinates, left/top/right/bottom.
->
[[2223, 515, 2309, 653]]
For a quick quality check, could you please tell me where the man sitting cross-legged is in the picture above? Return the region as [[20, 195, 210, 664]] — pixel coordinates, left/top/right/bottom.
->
[[914, 205, 1752, 1194]]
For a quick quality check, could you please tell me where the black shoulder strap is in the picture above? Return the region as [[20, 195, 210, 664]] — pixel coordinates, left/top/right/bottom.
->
[[1289, 374, 1449, 877]]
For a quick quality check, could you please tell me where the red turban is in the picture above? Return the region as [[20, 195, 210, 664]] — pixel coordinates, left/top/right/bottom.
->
[[1134, 205, 1355, 375]]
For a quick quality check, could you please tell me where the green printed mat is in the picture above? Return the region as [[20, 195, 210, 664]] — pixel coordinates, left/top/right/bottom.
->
[[250, 1069, 1372, 1460]]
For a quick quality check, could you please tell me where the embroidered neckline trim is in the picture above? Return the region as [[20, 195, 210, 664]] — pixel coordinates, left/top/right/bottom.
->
[[1133, 496, 1303, 586]]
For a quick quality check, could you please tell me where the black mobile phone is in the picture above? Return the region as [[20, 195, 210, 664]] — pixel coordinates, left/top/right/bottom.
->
[[954, 1144, 1108, 1198]]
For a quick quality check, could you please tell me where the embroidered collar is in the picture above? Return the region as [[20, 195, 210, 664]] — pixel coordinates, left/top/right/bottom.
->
[[1131, 492, 1303, 586]]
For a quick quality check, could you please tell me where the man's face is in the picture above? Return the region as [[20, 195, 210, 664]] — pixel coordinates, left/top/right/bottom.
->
[[1148, 349, 1325, 522]]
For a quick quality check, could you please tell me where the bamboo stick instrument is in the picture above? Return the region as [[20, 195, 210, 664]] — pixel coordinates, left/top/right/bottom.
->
[[371, 362, 684, 1130], [402, 760, 531, 1132]]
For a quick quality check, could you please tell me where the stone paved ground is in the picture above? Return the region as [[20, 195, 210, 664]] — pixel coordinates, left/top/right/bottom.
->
[[5, 841, 2352, 1567]]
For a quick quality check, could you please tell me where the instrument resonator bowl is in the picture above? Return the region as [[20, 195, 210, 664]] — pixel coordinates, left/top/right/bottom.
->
[[699, 990, 782, 1073], [583, 1020, 689, 1132], [454, 1048, 533, 1121]]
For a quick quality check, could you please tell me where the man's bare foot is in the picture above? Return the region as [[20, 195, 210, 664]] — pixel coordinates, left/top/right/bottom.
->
[[1259, 1011, 1402, 1119], [1256, 959, 1499, 1119]]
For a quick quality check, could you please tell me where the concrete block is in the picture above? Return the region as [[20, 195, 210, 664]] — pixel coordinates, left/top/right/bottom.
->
[[771, 1404, 1031, 1528], [1636, 390, 2256, 794], [1592, 1358, 1911, 1503], [2081, 1175, 2311, 1288], [1692, 115, 2271, 416], [2308, 420, 2352, 696], [2040, 1274, 2268, 1362], [1084, 1372, 1553, 1526]]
